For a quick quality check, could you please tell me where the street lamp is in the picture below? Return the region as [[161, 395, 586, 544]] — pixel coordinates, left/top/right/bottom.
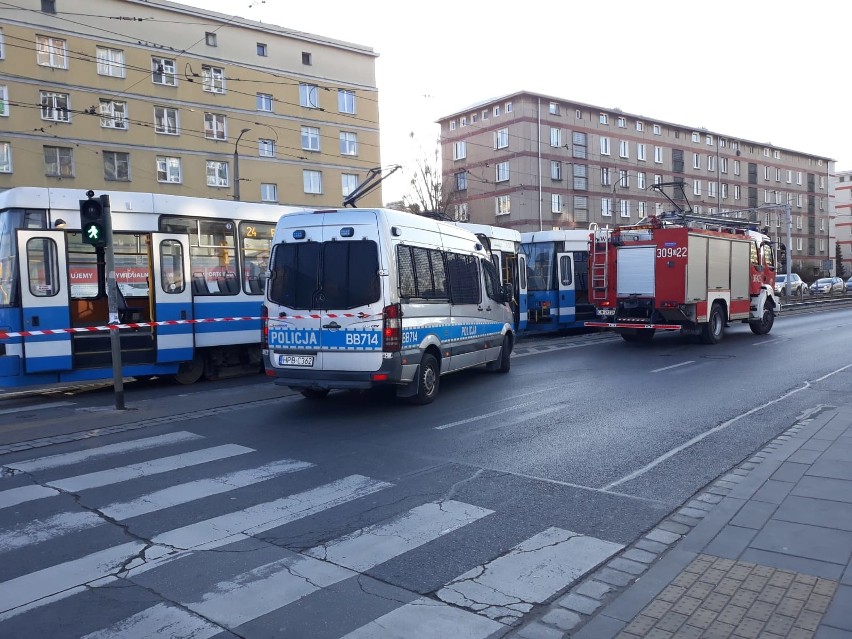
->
[[233, 128, 251, 201]]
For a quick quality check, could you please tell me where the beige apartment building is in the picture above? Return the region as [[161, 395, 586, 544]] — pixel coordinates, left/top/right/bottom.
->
[[439, 91, 836, 278], [0, 0, 382, 207], [833, 170, 852, 277]]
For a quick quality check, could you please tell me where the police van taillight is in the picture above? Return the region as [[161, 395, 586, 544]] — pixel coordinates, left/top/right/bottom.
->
[[260, 304, 269, 350], [382, 303, 402, 352]]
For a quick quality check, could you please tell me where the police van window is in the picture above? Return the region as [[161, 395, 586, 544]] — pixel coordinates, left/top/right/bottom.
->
[[560, 255, 573, 286], [397, 246, 448, 300], [447, 253, 480, 304], [269, 242, 320, 309], [482, 259, 501, 301], [320, 240, 380, 309]]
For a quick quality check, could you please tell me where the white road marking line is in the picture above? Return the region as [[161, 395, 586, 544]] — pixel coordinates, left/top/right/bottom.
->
[[602, 363, 852, 490], [0, 485, 60, 509], [435, 401, 537, 430], [4, 431, 204, 473], [80, 603, 222, 639], [340, 597, 506, 639], [0, 458, 312, 553], [305, 500, 493, 572], [437, 527, 623, 622], [0, 401, 75, 416], [651, 360, 695, 373]]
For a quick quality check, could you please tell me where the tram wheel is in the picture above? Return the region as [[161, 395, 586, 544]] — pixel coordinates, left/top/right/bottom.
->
[[173, 354, 205, 385]]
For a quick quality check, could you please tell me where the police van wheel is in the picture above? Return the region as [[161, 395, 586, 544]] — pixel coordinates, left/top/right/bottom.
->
[[300, 388, 330, 400], [496, 335, 512, 373], [410, 354, 439, 405]]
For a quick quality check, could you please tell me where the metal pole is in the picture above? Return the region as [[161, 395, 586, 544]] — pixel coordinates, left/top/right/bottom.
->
[[537, 97, 542, 231], [233, 128, 251, 202], [101, 195, 125, 410], [785, 199, 793, 297]]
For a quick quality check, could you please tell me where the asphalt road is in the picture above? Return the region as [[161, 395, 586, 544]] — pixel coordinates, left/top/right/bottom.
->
[[0, 303, 850, 637]]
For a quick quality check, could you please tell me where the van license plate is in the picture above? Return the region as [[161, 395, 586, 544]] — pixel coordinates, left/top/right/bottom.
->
[[279, 355, 314, 367]]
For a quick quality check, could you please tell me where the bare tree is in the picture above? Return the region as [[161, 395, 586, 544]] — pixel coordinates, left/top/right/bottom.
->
[[402, 133, 458, 217]]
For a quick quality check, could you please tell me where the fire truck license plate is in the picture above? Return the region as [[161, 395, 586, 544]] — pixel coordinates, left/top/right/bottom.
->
[[598, 309, 616, 316], [279, 355, 314, 367]]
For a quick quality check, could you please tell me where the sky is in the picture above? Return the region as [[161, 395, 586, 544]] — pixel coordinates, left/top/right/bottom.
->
[[174, 0, 848, 204]]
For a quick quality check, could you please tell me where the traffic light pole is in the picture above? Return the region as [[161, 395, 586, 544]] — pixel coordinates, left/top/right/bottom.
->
[[100, 195, 125, 410]]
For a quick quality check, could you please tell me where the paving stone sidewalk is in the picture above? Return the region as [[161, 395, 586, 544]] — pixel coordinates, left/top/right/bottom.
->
[[507, 404, 852, 639]]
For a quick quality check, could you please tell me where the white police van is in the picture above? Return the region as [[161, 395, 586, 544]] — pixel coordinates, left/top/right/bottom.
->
[[263, 207, 515, 404]]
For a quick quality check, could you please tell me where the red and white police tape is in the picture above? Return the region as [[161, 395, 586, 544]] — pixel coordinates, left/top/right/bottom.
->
[[0, 312, 381, 340]]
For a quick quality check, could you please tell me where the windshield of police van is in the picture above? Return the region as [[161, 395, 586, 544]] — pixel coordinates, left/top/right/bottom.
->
[[521, 242, 556, 291], [268, 239, 380, 310]]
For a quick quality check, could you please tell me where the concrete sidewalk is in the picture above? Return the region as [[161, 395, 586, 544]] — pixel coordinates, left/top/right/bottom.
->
[[511, 404, 852, 639]]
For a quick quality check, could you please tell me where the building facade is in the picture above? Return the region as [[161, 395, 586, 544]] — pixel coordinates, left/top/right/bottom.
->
[[0, 0, 382, 207], [833, 170, 852, 278], [439, 91, 836, 278]]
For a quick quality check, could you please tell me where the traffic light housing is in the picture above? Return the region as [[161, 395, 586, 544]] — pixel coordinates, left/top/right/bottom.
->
[[80, 194, 108, 247]]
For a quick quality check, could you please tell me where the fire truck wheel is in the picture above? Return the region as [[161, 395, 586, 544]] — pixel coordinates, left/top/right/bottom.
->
[[700, 303, 725, 344], [749, 304, 775, 335]]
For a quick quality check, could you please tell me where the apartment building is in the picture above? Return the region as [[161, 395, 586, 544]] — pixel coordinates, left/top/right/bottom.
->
[[833, 170, 852, 277], [0, 0, 382, 207], [439, 91, 836, 278]]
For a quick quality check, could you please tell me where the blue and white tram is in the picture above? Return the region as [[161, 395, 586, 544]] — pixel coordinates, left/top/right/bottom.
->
[[519, 229, 595, 333], [0, 187, 300, 388]]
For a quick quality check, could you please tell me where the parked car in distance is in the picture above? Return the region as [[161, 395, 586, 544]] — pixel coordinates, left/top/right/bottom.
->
[[809, 277, 846, 296], [774, 273, 806, 299], [847, 276, 852, 293]]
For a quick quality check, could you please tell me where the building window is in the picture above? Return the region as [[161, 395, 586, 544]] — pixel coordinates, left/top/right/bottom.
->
[[103, 151, 130, 181], [635, 121, 644, 132], [654, 174, 663, 185], [206, 160, 228, 187], [40, 91, 70, 122], [0, 141, 12, 173], [693, 153, 701, 169], [638, 201, 646, 217], [482, 110, 489, 121], [258, 139, 275, 157], [36, 35, 67, 68], [0, 85, 8, 117], [600, 137, 610, 156], [796, 238, 803, 252], [574, 195, 588, 222], [575, 109, 583, 120], [453, 141, 466, 160], [721, 183, 728, 199], [99, 99, 127, 129], [256, 93, 273, 112], [551, 161, 562, 181], [152, 57, 177, 86], [339, 131, 357, 156], [495, 161, 509, 183], [620, 200, 630, 218], [734, 160, 741, 176], [775, 167, 782, 182], [617, 116, 626, 128], [653, 124, 661, 135], [549, 102, 560, 115], [338, 89, 356, 114], [257, 42, 267, 56], [637, 172, 646, 189], [205, 32, 217, 46], [734, 185, 741, 200], [496, 195, 510, 216], [796, 193, 802, 207], [600, 167, 611, 186], [619, 140, 629, 158], [550, 127, 562, 147], [303, 169, 322, 194], [691, 132, 700, 143], [156, 156, 181, 183], [341, 173, 358, 197], [706, 134, 713, 146], [154, 106, 179, 134], [572, 131, 587, 159], [707, 155, 716, 172], [618, 169, 629, 188], [455, 171, 467, 191], [599, 113, 608, 125], [796, 171, 802, 185], [493, 105, 501, 117], [786, 170, 792, 184], [202, 65, 225, 93], [495, 127, 509, 149], [261, 183, 278, 202], [720, 157, 728, 174], [460, 116, 467, 128], [708, 182, 717, 198], [505, 102, 512, 113], [764, 166, 771, 180], [654, 146, 664, 163], [96, 47, 125, 77], [301, 126, 320, 151], [693, 180, 702, 196], [454, 203, 469, 222], [552, 194, 563, 213], [204, 113, 227, 140], [573, 164, 588, 190], [601, 197, 612, 217], [637, 143, 647, 161], [302, 51, 312, 65], [0, 28, 4, 59], [299, 83, 319, 108], [449, 120, 456, 131], [43, 145, 73, 177]]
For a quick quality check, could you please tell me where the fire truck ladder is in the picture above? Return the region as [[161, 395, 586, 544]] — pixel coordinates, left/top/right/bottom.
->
[[589, 223, 610, 302]]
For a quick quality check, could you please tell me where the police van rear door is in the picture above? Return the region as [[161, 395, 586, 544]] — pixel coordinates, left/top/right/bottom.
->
[[318, 210, 384, 372]]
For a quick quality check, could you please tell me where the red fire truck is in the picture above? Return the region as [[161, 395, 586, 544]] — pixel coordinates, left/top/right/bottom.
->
[[585, 183, 780, 344]]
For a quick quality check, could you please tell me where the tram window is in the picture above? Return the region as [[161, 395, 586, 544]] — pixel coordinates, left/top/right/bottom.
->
[[560, 256, 573, 286], [160, 239, 185, 293], [26, 237, 60, 297], [240, 221, 274, 295], [160, 216, 236, 295]]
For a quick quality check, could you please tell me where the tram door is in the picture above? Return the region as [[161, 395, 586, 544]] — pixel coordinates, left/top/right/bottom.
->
[[151, 233, 193, 363], [16, 230, 72, 373], [517, 253, 528, 331], [557, 252, 576, 322]]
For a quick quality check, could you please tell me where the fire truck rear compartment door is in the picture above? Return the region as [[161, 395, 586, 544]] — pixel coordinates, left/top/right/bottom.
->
[[687, 235, 708, 301], [617, 246, 655, 297]]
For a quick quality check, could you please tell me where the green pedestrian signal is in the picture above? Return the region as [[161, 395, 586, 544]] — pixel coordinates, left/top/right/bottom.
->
[[79, 194, 109, 247]]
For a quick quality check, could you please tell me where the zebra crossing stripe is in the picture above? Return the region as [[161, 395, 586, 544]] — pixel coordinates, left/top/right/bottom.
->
[[0, 475, 392, 620], [0, 445, 255, 510], [305, 500, 493, 571], [340, 597, 505, 639], [4, 431, 204, 473], [0, 458, 313, 553], [437, 527, 624, 622], [80, 603, 222, 639]]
